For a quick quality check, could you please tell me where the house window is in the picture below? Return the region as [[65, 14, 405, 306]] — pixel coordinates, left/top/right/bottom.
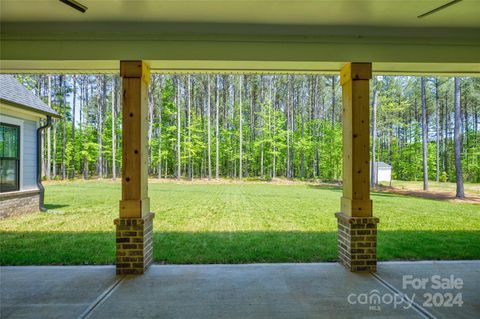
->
[[0, 123, 20, 192]]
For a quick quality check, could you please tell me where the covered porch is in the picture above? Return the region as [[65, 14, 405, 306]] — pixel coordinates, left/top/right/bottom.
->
[[2, 0, 479, 275], [1, 1, 479, 317]]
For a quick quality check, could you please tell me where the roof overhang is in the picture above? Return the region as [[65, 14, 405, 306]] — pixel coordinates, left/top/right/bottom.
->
[[0, 99, 60, 118]]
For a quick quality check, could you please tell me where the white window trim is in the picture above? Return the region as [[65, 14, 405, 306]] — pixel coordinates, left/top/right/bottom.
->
[[0, 115, 24, 191]]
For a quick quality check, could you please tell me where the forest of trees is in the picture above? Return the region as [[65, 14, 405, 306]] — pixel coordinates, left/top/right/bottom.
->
[[16, 74, 480, 190]]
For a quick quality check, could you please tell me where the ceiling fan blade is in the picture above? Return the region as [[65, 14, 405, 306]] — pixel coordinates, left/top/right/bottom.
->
[[59, 0, 88, 13], [417, 0, 463, 18]]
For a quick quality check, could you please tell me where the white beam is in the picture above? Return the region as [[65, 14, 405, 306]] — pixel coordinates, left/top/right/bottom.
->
[[1, 25, 479, 75]]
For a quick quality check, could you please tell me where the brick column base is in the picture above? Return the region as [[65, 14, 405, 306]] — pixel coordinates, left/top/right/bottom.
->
[[335, 212, 379, 272], [114, 212, 154, 275]]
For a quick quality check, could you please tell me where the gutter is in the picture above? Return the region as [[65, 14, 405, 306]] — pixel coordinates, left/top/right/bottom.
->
[[36, 115, 52, 212]]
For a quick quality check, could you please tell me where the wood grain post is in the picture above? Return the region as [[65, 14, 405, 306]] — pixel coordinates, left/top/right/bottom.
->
[[114, 61, 154, 275], [336, 62, 378, 272], [340, 62, 372, 218]]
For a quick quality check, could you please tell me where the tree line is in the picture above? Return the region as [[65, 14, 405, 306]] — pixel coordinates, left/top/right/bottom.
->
[[17, 74, 480, 197]]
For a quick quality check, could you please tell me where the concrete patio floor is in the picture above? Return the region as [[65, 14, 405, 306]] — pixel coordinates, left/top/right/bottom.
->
[[1, 261, 478, 319]]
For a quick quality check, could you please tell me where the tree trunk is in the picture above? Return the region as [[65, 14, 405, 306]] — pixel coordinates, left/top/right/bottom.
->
[[81, 77, 88, 180], [71, 75, 76, 179], [112, 76, 116, 180], [249, 79, 254, 177], [207, 75, 212, 180], [177, 76, 181, 180], [444, 92, 449, 176], [239, 75, 243, 179], [83, 159, 88, 179], [60, 76, 66, 180], [286, 78, 291, 178], [97, 76, 104, 178], [53, 122, 57, 178], [148, 76, 155, 175], [435, 78, 440, 182], [453, 77, 464, 198], [157, 77, 163, 179], [41, 120, 45, 178], [463, 92, 468, 161], [421, 77, 429, 191], [260, 80, 264, 179], [300, 81, 305, 178], [331, 76, 336, 126], [215, 75, 220, 179], [47, 75, 52, 180], [371, 77, 378, 187], [187, 75, 192, 180], [314, 76, 320, 178], [272, 77, 277, 178], [291, 80, 295, 178]]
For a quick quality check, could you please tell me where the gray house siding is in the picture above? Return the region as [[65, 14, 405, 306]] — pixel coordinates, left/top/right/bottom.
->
[[22, 119, 38, 190], [0, 75, 57, 217], [0, 113, 38, 191]]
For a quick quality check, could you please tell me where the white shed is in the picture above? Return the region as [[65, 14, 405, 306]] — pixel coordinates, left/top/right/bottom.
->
[[371, 162, 392, 184]]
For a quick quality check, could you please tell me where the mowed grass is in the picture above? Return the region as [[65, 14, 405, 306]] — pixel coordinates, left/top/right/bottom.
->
[[1, 180, 479, 265]]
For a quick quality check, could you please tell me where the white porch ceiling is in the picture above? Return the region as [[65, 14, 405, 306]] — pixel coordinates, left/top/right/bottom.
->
[[1, 0, 479, 74], [2, 0, 479, 28]]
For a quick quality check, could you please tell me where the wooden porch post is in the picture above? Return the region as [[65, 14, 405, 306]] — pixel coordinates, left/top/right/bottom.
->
[[335, 62, 379, 272], [114, 61, 154, 275]]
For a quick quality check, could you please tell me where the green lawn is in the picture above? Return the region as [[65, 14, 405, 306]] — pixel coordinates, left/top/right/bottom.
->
[[1, 180, 479, 265]]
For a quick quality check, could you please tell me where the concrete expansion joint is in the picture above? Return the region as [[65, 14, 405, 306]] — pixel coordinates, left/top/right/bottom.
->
[[371, 272, 438, 319], [78, 275, 126, 319]]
